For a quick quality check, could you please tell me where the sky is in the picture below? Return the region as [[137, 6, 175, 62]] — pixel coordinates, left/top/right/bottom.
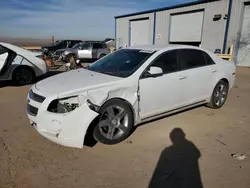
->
[[0, 0, 197, 40]]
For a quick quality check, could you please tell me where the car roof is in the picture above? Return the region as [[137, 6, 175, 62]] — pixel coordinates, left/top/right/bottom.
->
[[124, 44, 205, 52]]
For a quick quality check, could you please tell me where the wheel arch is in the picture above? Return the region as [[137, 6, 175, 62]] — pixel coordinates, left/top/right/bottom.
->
[[12, 65, 35, 78], [216, 77, 230, 89], [84, 97, 137, 146], [99, 97, 136, 125], [98, 53, 106, 59]]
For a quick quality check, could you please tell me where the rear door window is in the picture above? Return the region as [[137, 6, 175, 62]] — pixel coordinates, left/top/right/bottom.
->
[[102, 43, 107, 49], [180, 49, 208, 70], [93, 43, 103, 49], [203, 51, 216, 65], [80, 43, 91, 50]]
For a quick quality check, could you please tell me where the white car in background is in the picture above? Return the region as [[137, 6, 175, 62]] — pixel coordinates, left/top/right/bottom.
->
[[26, 45, 235, 148], [0, 42, 48, 85]]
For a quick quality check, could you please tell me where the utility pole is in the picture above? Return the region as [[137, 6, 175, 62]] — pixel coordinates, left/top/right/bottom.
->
[[52, 36, 54, 44]]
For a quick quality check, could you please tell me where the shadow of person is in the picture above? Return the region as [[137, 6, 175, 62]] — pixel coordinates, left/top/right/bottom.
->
[[148, 128, 203, 188]]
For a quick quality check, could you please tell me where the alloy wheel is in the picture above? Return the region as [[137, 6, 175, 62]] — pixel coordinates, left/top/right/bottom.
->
[[98, 105, 129, 140], [214, 83, 227, 106]]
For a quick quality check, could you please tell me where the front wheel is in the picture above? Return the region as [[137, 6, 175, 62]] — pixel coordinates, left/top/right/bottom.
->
[[93, 99, 134, 145], [207, 80, 229, 109]]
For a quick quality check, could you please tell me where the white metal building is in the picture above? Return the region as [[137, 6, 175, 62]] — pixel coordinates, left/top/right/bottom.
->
[[115, 0, 250, 67]]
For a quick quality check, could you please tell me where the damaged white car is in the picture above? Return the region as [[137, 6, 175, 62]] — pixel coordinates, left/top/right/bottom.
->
[[26, 45, 235, 147], [0, 42, 48, 85]]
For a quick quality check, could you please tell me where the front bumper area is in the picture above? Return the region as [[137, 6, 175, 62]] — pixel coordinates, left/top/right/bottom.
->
[[26, 87, 99, 148]]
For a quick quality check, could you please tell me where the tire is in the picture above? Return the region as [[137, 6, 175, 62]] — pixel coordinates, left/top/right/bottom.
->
[[207, 80, 229, 109], [98, 54, 106, 59], [12, 67, 35, 85], [93, 99, 134, 145]]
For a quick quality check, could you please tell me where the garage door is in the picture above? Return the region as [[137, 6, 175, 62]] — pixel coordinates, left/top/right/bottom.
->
[[170, 11, 204, 42], [237, 3, 250, 67], [130, 18, 149, 46]]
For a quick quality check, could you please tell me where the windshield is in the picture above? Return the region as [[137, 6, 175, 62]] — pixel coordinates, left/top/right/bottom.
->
[[72, 43, 82, 49], [88, 49, 155, 78]]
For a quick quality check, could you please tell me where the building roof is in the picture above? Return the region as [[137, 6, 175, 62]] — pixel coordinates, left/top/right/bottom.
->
[[124, 44, 204, 51], [115, 0, 219, 19]]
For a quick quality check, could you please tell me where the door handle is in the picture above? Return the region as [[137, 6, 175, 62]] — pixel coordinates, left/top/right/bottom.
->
[[177, 75, 187, 80], [212, 68, 217, 73]]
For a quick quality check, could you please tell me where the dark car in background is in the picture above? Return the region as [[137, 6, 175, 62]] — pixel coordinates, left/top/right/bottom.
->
[[41, 40, 82, 57]]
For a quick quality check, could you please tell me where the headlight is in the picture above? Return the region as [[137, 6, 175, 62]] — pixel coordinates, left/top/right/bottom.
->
[[63, 51, 69, 56], [48, 96, 86, 113]]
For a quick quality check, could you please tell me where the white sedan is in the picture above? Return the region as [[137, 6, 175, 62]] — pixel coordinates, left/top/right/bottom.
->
[[26, 45, 235, 147], [0, 42, 48, 85]]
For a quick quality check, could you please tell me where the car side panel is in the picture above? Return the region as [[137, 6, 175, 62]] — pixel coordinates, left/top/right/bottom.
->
[[177, 66, 216, 106], [206, 51, 236, 91], [78, 49, 92, 59], [139, 72, 183, 119], [91, 48, 98, 59]]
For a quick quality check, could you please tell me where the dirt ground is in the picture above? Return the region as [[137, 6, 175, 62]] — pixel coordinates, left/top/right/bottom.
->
[[0, 67, 250, 188]]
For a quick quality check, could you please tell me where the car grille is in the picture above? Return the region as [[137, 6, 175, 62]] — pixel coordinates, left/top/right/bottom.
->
[[29, 89, 45, 103], [27, 104, 38, 116]]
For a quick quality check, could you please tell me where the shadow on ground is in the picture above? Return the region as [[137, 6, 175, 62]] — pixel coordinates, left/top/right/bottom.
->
[[83, 116, 99, 147], [130, 104, 204, 137], [148, 128, 203, 188]]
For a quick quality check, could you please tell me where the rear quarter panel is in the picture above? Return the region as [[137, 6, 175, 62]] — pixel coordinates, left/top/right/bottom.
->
[[21, 56, 48, 76], [209, 51, 236, 90]]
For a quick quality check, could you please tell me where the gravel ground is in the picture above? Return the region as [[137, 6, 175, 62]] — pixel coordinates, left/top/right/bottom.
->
[[0, 67, 250, 188]]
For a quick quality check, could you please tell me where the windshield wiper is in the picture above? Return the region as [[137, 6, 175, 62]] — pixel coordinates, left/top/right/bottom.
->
[[87, 68, 118, 76], [99, 70, 116, 76]]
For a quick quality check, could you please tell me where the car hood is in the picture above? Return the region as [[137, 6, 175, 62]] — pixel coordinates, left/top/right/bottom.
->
[[35, 69, 122, 97]]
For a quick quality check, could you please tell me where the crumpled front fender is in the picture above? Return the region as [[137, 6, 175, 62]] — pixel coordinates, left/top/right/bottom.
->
[[82, 85, 140, 124]]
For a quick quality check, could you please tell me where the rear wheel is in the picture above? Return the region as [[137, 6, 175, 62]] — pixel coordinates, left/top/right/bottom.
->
[[98, 54, 106, 59], [93, 99, 134, 145], [12, 67, 35, 85], [207, 80, 229, 109]]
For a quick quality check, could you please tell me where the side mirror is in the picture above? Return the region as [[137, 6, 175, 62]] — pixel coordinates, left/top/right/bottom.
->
[[143, 66, 163, 78]]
